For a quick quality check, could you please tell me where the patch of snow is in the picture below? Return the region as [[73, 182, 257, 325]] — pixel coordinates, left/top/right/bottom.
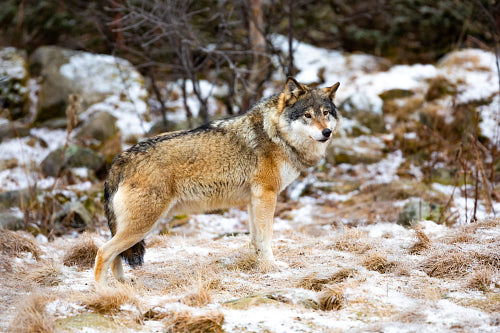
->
[[478, 94, 500, 142]]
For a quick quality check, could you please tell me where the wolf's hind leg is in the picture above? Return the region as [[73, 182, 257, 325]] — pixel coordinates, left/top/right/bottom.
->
[[94, 231, 147, 287], [111, 256, 127, 283]]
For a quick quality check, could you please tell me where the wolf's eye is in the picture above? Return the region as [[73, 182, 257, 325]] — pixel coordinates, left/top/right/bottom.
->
[[304, 113, 312, 118], [323, 110, 329, 116]]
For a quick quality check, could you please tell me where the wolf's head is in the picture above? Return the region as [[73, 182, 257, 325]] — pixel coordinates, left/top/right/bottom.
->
[[277, 77, 341, 147]]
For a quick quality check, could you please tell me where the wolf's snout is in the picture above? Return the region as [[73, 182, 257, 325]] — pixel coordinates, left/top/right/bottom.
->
[[322, 128, 332, 138]]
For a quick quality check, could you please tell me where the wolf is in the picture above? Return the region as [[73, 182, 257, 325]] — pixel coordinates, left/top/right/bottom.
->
[[94, 77, 341, 286]]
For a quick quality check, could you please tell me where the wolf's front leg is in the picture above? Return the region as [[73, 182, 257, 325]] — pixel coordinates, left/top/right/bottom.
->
[[249, 187, 288, 268]]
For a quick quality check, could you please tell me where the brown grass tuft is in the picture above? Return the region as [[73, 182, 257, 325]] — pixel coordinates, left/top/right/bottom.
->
[[331, 227, 371, 253], [147, 234, 170, 248], [0, 229, 42, 259], [0, 253, 13, 273], [420, 245, 500, 278], [224, 249, 260, 271], [62, 233, 99, 270], [420, 247, 472, 277], [165, 310, 224, 333], [409, 227, 431, 254], [466, 267, 498, 292], [298, 268, 355, 291], [9, 292, 55, 333], [181, 276, 213, 307], [28, 262, 62, 287], [82, 286, 140, 315], [318, 286, 344, 311], [362, 249, 396, 273]]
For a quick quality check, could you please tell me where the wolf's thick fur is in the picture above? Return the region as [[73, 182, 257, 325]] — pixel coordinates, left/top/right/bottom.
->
[[95, 77, 341, 286]]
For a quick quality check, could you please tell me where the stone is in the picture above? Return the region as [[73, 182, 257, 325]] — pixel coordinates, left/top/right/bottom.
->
[[30, 46, 149, 125], [0, 212, 25, 230], [0, 121, 30, 141], [53, 201, 92, 231], [0, 189, 32, 210], [0, 47, 30, 119], [40, 145, 104, 177], [74, 111, 119, 143], [397, 200, 443, 226]]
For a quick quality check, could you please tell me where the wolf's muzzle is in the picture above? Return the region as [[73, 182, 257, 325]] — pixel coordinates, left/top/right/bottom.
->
[[322, 128, 332, 138]]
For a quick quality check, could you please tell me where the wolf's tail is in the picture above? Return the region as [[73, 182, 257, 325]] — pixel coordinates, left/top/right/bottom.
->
[[104, 168, 145, 268]]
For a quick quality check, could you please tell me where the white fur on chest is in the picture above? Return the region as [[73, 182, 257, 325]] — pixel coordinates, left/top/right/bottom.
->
[[279, 161, 300, 191]]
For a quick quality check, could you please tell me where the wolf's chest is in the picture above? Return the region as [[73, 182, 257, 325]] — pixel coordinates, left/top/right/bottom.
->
[[279, 162, 300, 191]]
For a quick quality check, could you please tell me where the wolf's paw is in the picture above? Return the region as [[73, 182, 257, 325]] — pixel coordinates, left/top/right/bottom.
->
[[117, 276, 136, 286], [273, 260, 289, 269]]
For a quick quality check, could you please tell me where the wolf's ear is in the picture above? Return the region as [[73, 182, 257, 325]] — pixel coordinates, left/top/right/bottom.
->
[[323, 82, 340, 100], [284, 77, 307, 105]]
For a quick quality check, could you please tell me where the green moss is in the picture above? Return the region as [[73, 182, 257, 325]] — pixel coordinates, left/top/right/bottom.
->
[[56, 313, 121, 332]]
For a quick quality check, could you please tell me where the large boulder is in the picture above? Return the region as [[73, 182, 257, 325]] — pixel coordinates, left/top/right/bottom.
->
[[29, 46, 149, 127], [0, 47, 30, 119], [40, 145, 104, 177]]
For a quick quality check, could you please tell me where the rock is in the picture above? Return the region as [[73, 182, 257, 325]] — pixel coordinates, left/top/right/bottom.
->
[[379, 89, 414, 101], [326, 136, 385, 165], [397, 200, 443, 226], [0, 212, 25, 230], [74, 111, 119, 144], [40, 145, 104, 177], [224, 289, 318, 310], [30, 46, 149, 125], [0, 189, 32, 210], [53, 201, 92, 231], [0, 47, 30, 119], [0, 121, 30, 141]]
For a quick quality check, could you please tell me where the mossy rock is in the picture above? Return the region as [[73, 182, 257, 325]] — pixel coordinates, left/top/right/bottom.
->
[[430, 167, 458, 186], [75, 111, 119, 143], [397, 200, 443, 226], [56, 313, 121, 332], [40, 145, 104, 177], [0, 121, 30, 142], [379, 89, 414, 101], [0, 47, 30, 119]]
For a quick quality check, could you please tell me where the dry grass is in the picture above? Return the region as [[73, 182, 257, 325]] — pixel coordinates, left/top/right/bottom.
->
[[298, 268, 355, 291], [362, 249, 396, 274], [466, 267, 498, 292], [62, 233, 99, 270], [82, 285, 140, 315], [28, 262, 62, 287], [223, 248, 260, 271], [181, 276, 213, 307], [318, 286, 344, 311], [147, 234, 171, 248], [0, 253, 13, 273], [420, 247, 473, 277], [330, 227, 372, 253], [420, 244, 500, 278], [0, 229, 43, 260], [408, 227, 431, 254], [164, 310, 224, 333], [9, 292, 55, 333]]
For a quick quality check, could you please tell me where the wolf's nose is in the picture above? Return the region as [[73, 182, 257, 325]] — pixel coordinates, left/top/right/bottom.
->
[[322, 128, 332, 138]]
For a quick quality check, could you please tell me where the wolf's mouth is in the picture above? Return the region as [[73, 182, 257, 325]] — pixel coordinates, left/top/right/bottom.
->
[[311, 136, 329, 143]]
